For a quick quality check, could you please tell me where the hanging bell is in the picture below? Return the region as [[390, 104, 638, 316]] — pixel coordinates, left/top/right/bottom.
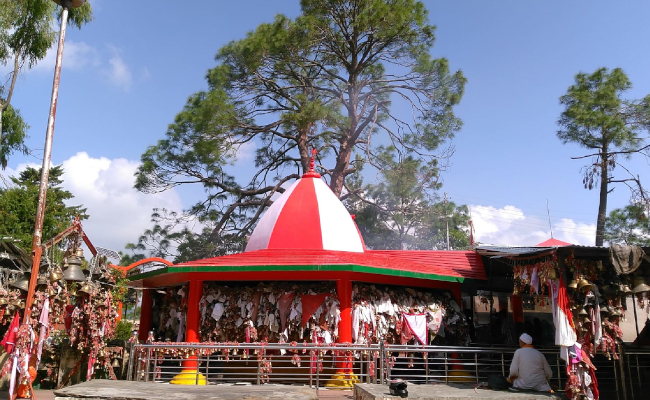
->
[[0, 298, 7, 306], [609, 308, 622, 318], [10, 273, 30, 292], [568, 279, 578, 290], [582, 316, 591, 323], [48, 286, 57, 297], [578, 278, 594, 293], [112, 358, 121, 368], [632, 277, 650, 294], [37, 274, 48, 289], [50, 265, 64, 282], [600, 305, 610, 314], [547, 268, 558, 280], [620, 285, 633, 295], [78, 281, 92, 295], [63, 255, 85, 282], [578, 307, 588, 317]]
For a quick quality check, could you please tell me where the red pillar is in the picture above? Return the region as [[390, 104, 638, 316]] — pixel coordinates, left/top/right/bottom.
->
[[138, 289, 153, 342], [511, 295, 524, 324], [336, 277, 352, 343], [171, 280, 206, 384], [185, 280, 203, 343], [182, 280, 203, 370]]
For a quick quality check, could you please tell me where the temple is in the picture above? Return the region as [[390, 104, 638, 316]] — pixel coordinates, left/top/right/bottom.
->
[[126, 158, 486, 351]]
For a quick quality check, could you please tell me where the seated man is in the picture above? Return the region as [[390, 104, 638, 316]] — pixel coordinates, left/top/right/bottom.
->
[[508, 333, 552, 392]]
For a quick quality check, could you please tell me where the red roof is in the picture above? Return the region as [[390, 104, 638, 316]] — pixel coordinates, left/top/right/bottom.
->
[[536, 238, 571, 247], [173, 248, 485, 281]]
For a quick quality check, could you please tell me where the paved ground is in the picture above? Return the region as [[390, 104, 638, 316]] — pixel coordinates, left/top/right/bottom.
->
[[0, 385, 353, 400], [355, 383, 568, 400], [0, 382, 568, 400]]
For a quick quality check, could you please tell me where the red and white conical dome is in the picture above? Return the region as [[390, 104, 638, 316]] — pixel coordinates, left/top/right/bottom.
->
[[245, 154, 365, 253]]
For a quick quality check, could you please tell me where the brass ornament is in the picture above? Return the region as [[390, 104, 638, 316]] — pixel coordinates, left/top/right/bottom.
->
[[63, 255, 85, 282], [578, 278, 594, 293], [632, 277, 650, 294], [10, 273, 30, 292]]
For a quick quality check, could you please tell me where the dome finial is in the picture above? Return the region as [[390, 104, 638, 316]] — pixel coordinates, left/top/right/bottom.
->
[[302, 148, 321, 178]]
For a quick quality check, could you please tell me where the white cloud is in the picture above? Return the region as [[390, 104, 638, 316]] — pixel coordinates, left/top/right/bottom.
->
[[235, 141, 257, 162], [31, 41, 100, 72], [6, 40, 134, 91], [470, 204, 596, 246], [59, 152, 183, 254], [105, 46, 132, 91]]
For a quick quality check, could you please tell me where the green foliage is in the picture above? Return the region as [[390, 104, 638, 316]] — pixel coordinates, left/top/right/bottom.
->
[[123, 208, 246, 263], [0, 105, 28, 169], [604, 204, 650, 246], [0, 0, 92, 169], [0, 165, 88, 251], [557, 67, 650, 245], [134, 0, 465, 249], [345, 148, 469, 250], [111, 321, 133, 341]]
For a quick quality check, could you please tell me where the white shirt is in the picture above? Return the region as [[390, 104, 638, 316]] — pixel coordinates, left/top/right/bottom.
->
[[509, 346, 552, 392]]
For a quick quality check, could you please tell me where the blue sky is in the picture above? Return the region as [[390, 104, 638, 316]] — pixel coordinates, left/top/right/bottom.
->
[[3, 1, 650, 254]]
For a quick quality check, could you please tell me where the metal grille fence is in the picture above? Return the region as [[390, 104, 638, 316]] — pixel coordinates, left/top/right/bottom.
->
[[126, 342, 650, 399]]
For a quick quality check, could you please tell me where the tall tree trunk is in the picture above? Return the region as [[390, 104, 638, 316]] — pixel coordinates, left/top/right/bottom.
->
[[595, 154, 608, 246], [329, 141, 353, 197]]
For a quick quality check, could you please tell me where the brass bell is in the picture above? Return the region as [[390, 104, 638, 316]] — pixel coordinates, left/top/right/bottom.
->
[[75, 248, 86, 261], [600, 305, 610, 314], [621, 285, 633, 295], [112, 358, 121, 368], [547, 268, 558, 280], [48, 286, 57, 297], [0, 298, 7, 306], [63, 255, 85, 282], [568, 279, 578, 290], [610, 308, 622, 318], [632, 277, 650, 294], [50, 265, 64, 282], [10, 273, 30, 292], [578, 279, 594, 293], [37, 274, 48, 288], [78, 281, 92, 295], [578, 307, 588, 317], [582, 316, 591, 323]]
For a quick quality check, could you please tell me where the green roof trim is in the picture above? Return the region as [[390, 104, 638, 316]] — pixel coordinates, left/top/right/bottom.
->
[[127, 264, 464, 283]]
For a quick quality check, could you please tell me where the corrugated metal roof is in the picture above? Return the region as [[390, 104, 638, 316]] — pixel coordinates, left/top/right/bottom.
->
[[475, 246, 555, 257], [174, 249, 485, 281]]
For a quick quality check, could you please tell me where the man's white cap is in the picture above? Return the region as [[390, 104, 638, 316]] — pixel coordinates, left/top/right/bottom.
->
[[519, 333, 533, 344]]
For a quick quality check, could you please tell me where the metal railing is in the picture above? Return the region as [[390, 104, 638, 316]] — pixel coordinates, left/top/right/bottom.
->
[[128, 342, 379, 390], [126, 341, 650, 398]]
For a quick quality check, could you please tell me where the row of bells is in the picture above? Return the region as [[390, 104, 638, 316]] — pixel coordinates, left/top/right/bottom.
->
[[567, 276, 650, 294], [8, 249, 90, 293], [0, 297, 25, 308]]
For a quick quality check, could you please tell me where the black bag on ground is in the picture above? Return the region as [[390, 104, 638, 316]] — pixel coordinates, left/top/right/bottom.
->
[[487, 374, 509, 390]]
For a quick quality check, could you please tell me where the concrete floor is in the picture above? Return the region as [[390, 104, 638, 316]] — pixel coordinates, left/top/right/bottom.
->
[[0, 386, 353, 400]]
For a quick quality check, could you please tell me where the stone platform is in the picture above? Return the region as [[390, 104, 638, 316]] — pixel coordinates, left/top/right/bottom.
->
[[53, 380, 318, 400], [354, 383, 568, 400]]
